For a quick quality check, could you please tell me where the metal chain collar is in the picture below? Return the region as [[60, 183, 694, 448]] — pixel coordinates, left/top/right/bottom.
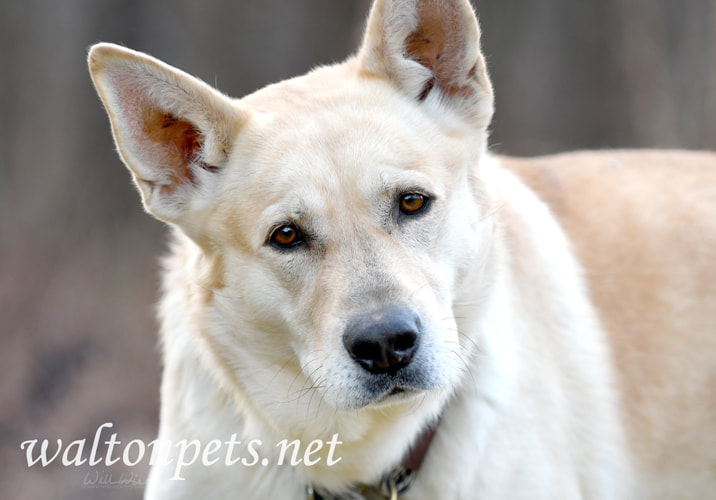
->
[[307, 467, 415, 500]]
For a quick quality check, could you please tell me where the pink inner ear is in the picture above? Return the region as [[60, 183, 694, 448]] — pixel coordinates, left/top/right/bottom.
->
[[144, 110, 205, 187], [405, 3, 475, 99], [139, 106, 222, 196]]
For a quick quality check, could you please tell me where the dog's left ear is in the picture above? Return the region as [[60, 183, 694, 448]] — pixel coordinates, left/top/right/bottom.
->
[[358, 0, 493, 127]]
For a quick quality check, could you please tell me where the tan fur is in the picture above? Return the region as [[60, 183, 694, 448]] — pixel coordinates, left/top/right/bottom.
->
[[503, 151, 716, 498], [88, 0, 716, 498]]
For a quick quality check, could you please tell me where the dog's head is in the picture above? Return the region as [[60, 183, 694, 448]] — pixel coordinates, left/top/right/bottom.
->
[[89, 0, 495, 443]]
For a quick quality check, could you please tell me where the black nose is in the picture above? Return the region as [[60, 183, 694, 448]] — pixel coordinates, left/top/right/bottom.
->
[[343, 307, 420, 375]]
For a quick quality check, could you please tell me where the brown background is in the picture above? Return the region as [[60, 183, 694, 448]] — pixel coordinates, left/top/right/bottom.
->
[[2, 1, 715, 498]]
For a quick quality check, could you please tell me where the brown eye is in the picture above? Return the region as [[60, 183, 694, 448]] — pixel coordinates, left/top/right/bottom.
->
[[270, 224, 304, 249], [399, 193, 429, 215]]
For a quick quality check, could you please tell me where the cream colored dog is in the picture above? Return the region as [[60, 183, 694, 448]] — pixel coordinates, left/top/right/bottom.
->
[[88, 0, 716, 498]]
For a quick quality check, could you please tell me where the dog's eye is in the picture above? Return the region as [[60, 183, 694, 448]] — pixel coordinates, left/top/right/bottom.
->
[[270, 224, 304, 249], [399, 193, 429, 216]]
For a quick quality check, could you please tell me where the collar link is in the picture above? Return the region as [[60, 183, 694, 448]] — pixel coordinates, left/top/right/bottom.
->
[[307, 467, 414, 500]]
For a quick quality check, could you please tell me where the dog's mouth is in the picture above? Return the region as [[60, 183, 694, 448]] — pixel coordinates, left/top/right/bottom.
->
[[338, 353, 441, 409], [387, 386, 406, 396], [331, 370, 438, 411], [370, 384, 422, 407]]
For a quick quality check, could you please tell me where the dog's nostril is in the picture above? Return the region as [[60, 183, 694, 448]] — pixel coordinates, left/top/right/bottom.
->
[[343, 307, 420, 375], [393, 331, 418, 353], [351, 339, 383, 363]]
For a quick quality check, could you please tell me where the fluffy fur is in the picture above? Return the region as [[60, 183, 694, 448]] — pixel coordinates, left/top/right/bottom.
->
[[88, 0, 716, 498]]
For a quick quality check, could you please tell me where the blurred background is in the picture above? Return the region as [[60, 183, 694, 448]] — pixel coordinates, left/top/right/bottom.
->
[[1, 0, 715, 498]]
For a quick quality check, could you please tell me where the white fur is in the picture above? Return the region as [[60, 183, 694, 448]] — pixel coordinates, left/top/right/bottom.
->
[[86, 1, 668, 499]]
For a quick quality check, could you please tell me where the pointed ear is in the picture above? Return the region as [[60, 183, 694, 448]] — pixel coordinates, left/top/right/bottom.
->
[[88, 43, 247, 224], [358, 0, 493, 127]]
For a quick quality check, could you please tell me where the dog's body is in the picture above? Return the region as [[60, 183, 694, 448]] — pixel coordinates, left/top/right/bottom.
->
[[88, 0, 716, 498]]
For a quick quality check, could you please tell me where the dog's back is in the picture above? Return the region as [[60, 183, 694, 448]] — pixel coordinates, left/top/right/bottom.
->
[[504, 150, 716, 498]]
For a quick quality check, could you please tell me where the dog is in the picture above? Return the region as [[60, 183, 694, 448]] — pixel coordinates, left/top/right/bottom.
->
[[88, 0, 716, 498]]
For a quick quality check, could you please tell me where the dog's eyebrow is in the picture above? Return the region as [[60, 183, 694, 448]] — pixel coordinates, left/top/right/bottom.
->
[[260, 197, 309, 222], [377, 171, 439, 196]]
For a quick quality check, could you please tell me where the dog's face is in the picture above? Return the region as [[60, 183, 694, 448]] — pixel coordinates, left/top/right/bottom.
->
[[217, 73, 493, 415], [90, 0, 494, 438]]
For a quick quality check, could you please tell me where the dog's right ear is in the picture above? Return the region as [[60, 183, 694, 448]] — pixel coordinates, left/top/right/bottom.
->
[[88, 43, 247, 226]]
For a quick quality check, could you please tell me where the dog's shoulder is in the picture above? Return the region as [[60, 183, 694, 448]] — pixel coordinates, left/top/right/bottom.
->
[[500, 150, 716, 496]]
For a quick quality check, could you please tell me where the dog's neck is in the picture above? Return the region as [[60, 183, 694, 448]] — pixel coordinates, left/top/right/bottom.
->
[[307, 421, 439, 500]]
